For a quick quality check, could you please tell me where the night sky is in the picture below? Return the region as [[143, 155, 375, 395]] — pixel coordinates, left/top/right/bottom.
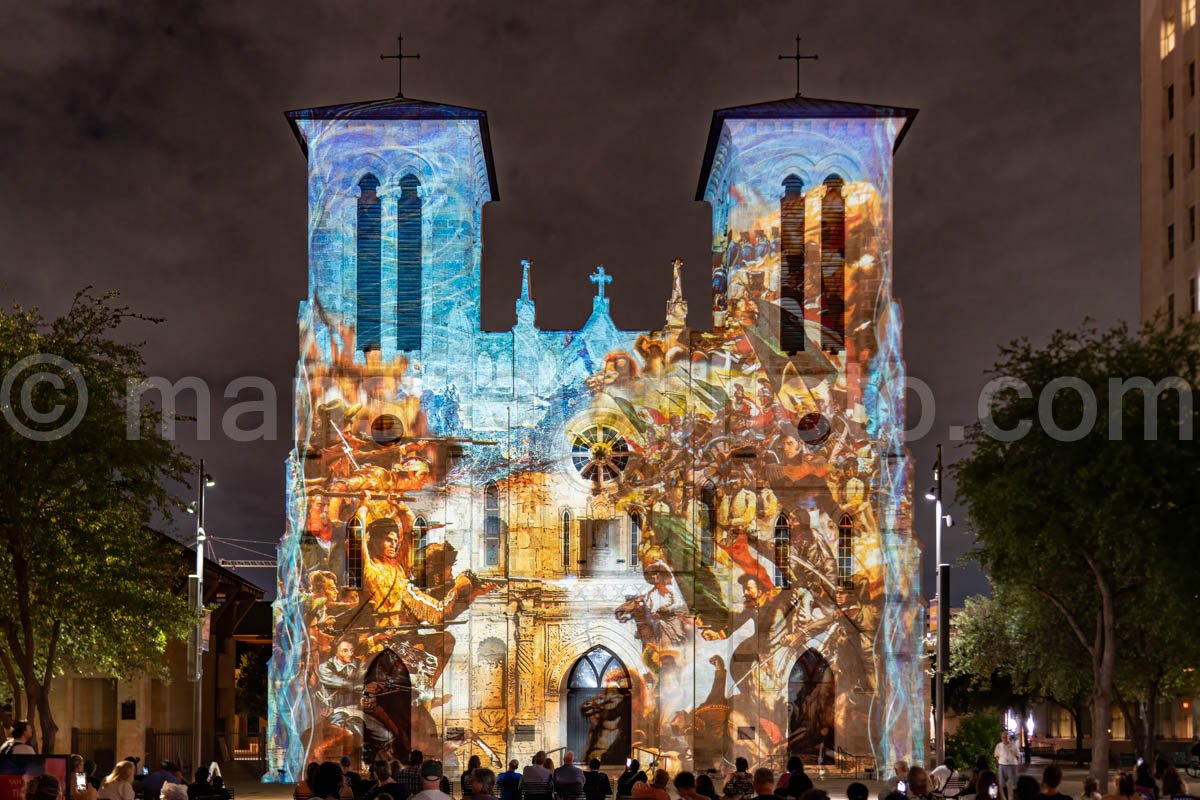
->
[[0, 2, 1138, 601]]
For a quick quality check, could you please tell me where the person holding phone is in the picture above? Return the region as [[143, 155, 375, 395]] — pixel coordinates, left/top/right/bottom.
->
[[70, 755, 99, 800], [98, 762, 137, 800]]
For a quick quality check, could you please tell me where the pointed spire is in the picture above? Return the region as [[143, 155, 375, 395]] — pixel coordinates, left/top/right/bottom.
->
[[519, 258, 532, 302], [666, 258, 688, 329], [515, 258, 536, 328]]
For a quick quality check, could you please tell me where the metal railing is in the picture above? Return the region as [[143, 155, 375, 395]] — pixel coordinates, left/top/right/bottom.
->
[[71, 728, 117, 777], [145, 729, 192, 776]]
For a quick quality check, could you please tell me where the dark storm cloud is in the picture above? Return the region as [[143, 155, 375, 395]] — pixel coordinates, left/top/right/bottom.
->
[[0, 1, 1138, 600]]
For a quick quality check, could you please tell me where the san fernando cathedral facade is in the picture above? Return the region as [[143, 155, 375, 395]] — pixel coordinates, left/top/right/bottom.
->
[[267, 77, 926, 781]]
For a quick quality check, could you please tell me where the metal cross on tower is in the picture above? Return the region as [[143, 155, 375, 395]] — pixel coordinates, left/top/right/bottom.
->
[[589, 265, 612, 299], [778, 34, 818, 97], [380, 34, 420, 98]]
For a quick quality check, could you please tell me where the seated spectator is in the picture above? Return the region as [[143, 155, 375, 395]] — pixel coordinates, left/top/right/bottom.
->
[[632, 771, 671, 800], [617, 763, 646, 800], [1080, 778, 1101, 800], [163, 786, 189, 800], [98, 761, 137, 800], [1104, 774, 1138, 800], [696, 776, 719, 800], [295, 763, 321, 800], [189, 768, 212, 800], [497, 760, 523, 800], [723, 760, 754, 800], [411, 760, 452, 800], [554, 754, 586, 799], [1015, 776, 1042, 800], [1160, 769, 1187, 800], [313, 763, 347, 800], [848, 784, 869, 800], [143, 763, 184, 800], [931, 759, 960, 793], [779, 758, 813, 799], [210, 777, 232, 800], [583, 760, 611, 800], [26, 776, 60, 800], [887, 763, 911, 796], [675, 773, 701, 800], [1039, 766, 1072, 800], [750, 769, 776, 800], [907, 768, 932, 800], [472, 769, 499, 800], [462, 758, 483, 800]]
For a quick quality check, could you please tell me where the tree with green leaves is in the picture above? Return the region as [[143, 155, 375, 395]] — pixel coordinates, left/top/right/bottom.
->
[[0, 290, 194, 753], [235, 648, 270, 722], [951, 318, 1200, 789], [950, 592, 1092, 754]]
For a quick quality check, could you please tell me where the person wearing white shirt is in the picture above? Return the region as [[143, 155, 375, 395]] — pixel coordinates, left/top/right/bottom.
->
[[994, 732, 1022, 800]]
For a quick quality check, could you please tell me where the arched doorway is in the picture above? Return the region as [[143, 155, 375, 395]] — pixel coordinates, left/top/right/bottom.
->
[[362, 648, 412, 764], [566, 646, 632, 765], [788, 648, 835, 759]]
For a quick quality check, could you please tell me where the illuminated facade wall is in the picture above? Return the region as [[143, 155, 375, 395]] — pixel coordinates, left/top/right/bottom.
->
[[269, 94, 924, 781]]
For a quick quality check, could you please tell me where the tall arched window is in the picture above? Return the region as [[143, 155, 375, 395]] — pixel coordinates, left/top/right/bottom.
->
[[356, 174, 382, 353], [629, 512, 641, 569], [820, 174, 846, 353], [837, 513, 855, 589], [773, 514, 791, 589], [396, 174, 423, 351], [699, 482, 716, 567], [413, 516, 428, 588], [345, 517, 363, 590], [561, 511, 572, 570], [484, 482, 501, 567], [780, 174, 806, 354]]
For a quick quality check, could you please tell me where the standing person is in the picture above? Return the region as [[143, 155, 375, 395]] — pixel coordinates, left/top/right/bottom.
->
[[396, 752, 425, 800], [98, 762, 137, 800], [0, 721, 36, 755], [995, 732, 1021, 800], [749, 769, 777, 800], [723, 759, 754, 800], [410, 761, 453, 800], [583, 760, 612, 800], [471, 769, 499, 800], [25, 776, 60, 800], [497, 760, 523, 800], [554, 753, 586, 798], [462, 757, 483, 799], [617, 762, 646, 799]]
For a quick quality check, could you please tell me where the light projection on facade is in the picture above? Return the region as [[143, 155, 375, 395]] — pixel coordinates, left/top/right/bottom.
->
[[269, 93, 924, 781]]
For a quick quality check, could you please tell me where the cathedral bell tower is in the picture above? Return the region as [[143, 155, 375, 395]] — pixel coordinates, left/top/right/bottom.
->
[[285, 96, 498, 374]]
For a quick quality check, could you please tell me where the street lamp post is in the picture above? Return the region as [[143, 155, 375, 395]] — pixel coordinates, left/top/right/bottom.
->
[[189, 459, 215, 775], [926, 444, 950, 766]]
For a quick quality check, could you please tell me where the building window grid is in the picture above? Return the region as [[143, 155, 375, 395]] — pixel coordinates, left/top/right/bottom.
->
[[629, 512, 641, 568], [1168, 154, 1176, 190], [484, 481, 501, 567], [1191, 206, 1196, 243], [836, 514, 855, 589], [1164, 16, 1178, 59], [1169, 224, 1177, 261], [561, 511, 572, 570], [345, 518, 363, 590], [1187, 0, 1197, 30], [1169, 84, 1176, 120], [773, 515, 790, 589], [413, 516, 428, 588]]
